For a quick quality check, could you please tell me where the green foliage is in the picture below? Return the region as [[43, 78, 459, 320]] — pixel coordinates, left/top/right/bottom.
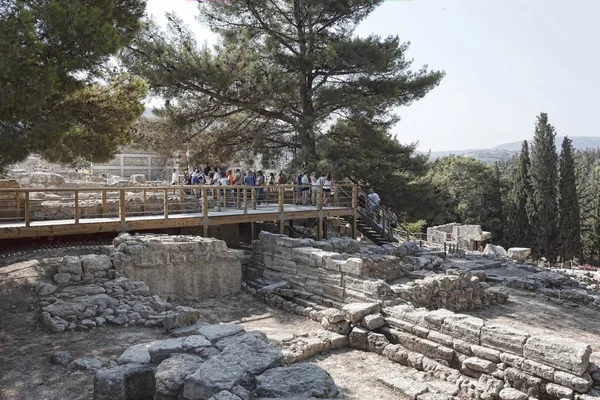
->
[[122, 1, 444, 170], [405, 220, 427, 233], [528, 113, 559, 260], [557, 137, 582, 261], [422, 155, 506, 240], [506, 141, 533, 248], [0, 0, 147, 172]]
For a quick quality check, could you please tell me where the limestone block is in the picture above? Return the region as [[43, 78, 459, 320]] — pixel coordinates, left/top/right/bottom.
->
[[427, 331, 454, 348], [348, 326, 369, 350], [499, 352, 525, 369], [53, 272, 72, 285], [35, 282, 57, 296], [162, 306, 201, 331], [507, 248, 532, 262], [93, 363, 156, 400], [480, 323, 529, 356], [479, 375, 504, 397], [117, 342, 154, 365], [148, 338, 185, 363], [342, 302, 381, 324], [521, 359, 555, 380], [498, 388, 528, 400], [504, 367, 542, 398], [463, 357, 496, 373], [554, 370, 594, 393], [361, 314, 385, 330], [338, 258, 364, 276], [367, 332, 390, 355], [59, 256, 83, 274], [471, 345, 501, 363], [441, 316, 484, 344], [196, 324, 245, 343], [81, 255, 111, 274], [129, 174, 146, 184], [523, 336, 591, 376], [321, 319, 350, 335], [382, 344, 409, 365], [417, 338, 454, 362], [290, 247, 321, 264], [320, 308, 345, 324], [483, 244, 508, 258], [154, 354, 204, 399], [255, 363, 339, 399], [544, 383, 574, 399]]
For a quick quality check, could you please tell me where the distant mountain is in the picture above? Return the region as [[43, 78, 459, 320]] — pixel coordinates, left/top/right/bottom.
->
[[426, 136, 600, 163]]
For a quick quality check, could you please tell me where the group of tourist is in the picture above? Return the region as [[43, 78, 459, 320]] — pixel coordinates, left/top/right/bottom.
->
[[170, 165, 335, 208], [359, 188, 399, 232]]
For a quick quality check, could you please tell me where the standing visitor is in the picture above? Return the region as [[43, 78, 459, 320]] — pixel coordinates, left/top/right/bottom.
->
[[301, 171, 310, 205], [233, 169, 244, 207], [323, 172, 333, 206], [368, 188, 380, 213], [171, 169, 178, 185], [310, 172, 318, 205], [203, 163, 210, 176], [213, 167, 221, 182], [256, 171, 265, 205], [268, 172, 276, 186], [244, 171, 256, 208]]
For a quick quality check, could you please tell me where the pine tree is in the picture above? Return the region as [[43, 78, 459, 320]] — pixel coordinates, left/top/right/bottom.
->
[[557, 137, 582, 261], [508, 141, 533, 248], [574, 151, 596, 263], [528, 113, 559, 260]]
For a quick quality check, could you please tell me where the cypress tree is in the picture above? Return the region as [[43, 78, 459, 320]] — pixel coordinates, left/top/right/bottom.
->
[[557, 137, 582, 261], [528, 113, 559, 260], [508, 141, 533, 248]]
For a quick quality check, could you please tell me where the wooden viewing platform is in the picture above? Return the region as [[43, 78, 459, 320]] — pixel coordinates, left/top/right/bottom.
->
[[0, 184, 358, 240]]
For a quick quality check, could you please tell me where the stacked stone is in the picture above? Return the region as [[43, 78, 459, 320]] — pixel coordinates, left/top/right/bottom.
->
[[38, 275, 201, 333], [392, 269, 508, 311], [45, 254, 117, 285], [94, 323, 340, 400], [372, 303, 598, 400], [113, 234, 242, 299]]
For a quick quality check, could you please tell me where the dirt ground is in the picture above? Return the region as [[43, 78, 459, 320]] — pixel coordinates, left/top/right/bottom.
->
[[0, 285, 409, 400], [466, 287, 600, 352]]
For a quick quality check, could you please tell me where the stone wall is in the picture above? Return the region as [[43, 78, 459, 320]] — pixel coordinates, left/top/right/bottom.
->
[[251, 232, 506, 311], [113, 234, 242, 299], [392, 269, 507, 311], [248, 283, 598, 400]]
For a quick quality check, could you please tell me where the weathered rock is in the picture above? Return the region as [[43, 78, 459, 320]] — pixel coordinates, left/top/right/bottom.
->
[[523, 336, 591, 376], [348, 326, 369, 350], [440, 315, 483, 344], [40, 312, 69, 333], [320, 308, 346, 324], [483, 244, 507, 258], [361, 314, 385, 330], [480, 324, 529, 356], [463, 357, 496, 373], [544, 383, 573, 399], [35, 282, 58, 296], [182, 335, 212, 352], [196, 324, 245, 343], [94, 363, 156, 400], [53, 272, 71, 285], [255, 363, 339, 398], [154, 354, 205, 400], [148, 338, 185, 364], [507, 248, 531, 262], [59, 256, 83, 274], [367, 332, 390, 355], [117, 342, 154, 365], [81, 254, 111, 274], [183, 334, 283, 399], [342, 303, 381, 324], [498, 388, 528, 400], [170, 322, 210, 338], [321, 319, 350, 335], [50, 350, 71, 366], [42, 300, 86, 318], [71, 357, 102, 372], [162, 306, 201, 331]]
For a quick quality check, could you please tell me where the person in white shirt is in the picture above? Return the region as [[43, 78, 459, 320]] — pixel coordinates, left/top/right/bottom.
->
[[219, 175, 229, 208], [171, 169, 178, 185], [323, 172, 333, 206], [310, 172, 318, 205], [213, 168, 221, 182], [368, 188, 380, 213], [301, 171, 310, 205]]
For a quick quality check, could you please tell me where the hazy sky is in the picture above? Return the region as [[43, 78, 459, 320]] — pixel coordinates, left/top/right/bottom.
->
[[145, 0, 599, 152]]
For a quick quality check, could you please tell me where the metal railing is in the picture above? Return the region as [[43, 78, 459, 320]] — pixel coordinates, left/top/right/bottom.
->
[[0, 183, 356, 227]]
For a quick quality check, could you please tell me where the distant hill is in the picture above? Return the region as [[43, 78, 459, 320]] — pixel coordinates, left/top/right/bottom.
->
[[426, 136, 600, 163]]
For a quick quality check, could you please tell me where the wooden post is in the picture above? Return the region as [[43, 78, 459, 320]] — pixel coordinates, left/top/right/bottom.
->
[[164, 188, 169, 219], [119, 189, 126, 222], [333, 184, 338, 207], [74, 190, 79, 224], [243, 188, 248, 214], [317, 216, 323, 241], [317, 187, 323, 211], [24, 191, 30, 227], [323, 219, 328, 240], [251, 222, 255, 241], [202, 188, 209, 217], [180, 189, 184, 212], [217, 187, 221, 212], [15, 192, 20, 219], [143, 189, 147, 213], [279, 186, 285, 234], [444, 242, 447, 252], [252, 188, 257, 210], [203, 225, 209, 237], [101, 190, 107, 217]]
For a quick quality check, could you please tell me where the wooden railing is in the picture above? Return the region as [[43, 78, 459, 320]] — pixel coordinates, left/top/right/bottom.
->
[[0, 183, 357, 227]]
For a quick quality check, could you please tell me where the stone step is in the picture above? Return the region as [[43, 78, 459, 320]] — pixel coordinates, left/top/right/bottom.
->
[[377, 370, 460, 400]]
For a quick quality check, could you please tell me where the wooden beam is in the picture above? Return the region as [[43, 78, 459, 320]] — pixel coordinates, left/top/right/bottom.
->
[[243, 189, 248, 214], [251, 222, 255, 241], [24, 192, 30, 227], [279, 186, 285, 234], [74, 190, 79, 224], [251, 188, 257, 210], [101, 190, 107, 217], [15, 192, 20, 220], [164, 189, 169, 219], [203, 224, 209, 237], [119, 190, 126, 222], [180, 189, 184, 212], [202, 188, 209, 217], [143, 189, 147, 213]]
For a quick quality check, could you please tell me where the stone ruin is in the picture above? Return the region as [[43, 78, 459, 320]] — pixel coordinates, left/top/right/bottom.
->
[[2, 231, 599, 400]]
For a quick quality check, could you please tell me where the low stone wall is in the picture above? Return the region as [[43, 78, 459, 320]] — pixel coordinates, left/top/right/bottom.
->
[[252, 232, 505, 311], [113, 234, 242, 299], [248, 284, 599, 400], [392, 269, 508, 311]]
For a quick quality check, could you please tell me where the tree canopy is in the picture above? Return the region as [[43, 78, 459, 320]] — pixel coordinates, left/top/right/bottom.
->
[[122, 0, 444, 171], [0, 0, 148, 172]]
